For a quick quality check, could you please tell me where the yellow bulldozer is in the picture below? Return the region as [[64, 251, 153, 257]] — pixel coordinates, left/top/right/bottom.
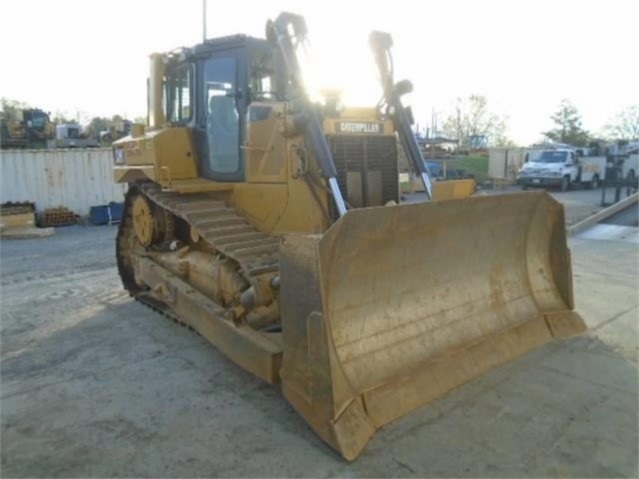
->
[[1, 108, 54, 149], [112, 12, 586, 460]]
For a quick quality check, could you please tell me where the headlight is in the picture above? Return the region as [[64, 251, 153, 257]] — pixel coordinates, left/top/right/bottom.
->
[[113, 148, 124, 165]]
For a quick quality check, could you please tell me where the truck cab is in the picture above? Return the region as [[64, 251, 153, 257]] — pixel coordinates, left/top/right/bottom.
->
[[519, 148, 604, 191]]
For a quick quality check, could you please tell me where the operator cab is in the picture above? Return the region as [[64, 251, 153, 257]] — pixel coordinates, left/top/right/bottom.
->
[[160, 35, 281, 182]]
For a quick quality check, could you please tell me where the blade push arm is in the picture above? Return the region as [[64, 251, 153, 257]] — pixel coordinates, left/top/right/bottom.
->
[[267, 12, 348, 216], [369, 31, 433, 200]]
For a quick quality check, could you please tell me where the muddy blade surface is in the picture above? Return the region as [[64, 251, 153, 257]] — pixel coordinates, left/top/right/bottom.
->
[[278, 191, 586, 460]]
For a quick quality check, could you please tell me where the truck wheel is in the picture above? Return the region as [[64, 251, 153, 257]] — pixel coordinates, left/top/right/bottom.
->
[[560, 176, 570, 192], [590, 174, 600, 189]]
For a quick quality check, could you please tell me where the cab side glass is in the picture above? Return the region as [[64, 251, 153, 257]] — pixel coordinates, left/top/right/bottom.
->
[[204, 57, 240, 174], [163, 65, 192, 125]]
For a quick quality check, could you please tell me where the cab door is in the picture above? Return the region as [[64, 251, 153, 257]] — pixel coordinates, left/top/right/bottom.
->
[[196, 49, 246, 182]]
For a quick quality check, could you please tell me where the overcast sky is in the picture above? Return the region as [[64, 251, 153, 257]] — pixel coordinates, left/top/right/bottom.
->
[[1, 0, 637, 145]]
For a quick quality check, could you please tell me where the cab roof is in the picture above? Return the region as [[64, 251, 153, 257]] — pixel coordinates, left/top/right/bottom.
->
[[162, 35, 272, 62]]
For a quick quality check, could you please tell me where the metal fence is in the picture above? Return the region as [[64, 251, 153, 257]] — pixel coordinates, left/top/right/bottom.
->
[[1, 148, 126, 216], [488, 148, 527, 180]]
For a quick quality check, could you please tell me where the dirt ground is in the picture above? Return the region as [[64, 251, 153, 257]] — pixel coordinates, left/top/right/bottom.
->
[[1, 189, 637, 478]]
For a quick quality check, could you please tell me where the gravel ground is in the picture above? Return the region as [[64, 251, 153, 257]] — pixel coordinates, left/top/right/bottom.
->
[[1, 191, 637, 478]]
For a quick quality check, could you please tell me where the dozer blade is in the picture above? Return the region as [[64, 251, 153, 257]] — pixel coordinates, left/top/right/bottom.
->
[[278, 191, 586, 460]]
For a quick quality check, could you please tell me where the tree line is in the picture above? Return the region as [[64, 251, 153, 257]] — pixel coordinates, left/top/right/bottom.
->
[[440, 95, 638, 147]]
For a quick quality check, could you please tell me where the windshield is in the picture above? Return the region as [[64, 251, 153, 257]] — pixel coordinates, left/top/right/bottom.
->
[[536, 151, 568, 163], [31, 113, 47, 129]]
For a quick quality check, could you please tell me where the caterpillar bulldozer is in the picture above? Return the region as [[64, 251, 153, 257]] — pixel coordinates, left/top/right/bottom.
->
[[1, 108, 54, 149], [113, 12, 586, 460]]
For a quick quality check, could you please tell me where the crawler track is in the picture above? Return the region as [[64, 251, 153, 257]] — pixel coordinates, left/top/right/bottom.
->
[[116, 183, 280, 326]]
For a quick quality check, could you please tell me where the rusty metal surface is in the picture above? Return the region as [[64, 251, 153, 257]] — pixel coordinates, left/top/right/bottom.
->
[[279, 191, 586, 460]]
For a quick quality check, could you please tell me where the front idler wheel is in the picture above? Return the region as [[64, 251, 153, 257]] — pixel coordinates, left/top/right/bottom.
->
[[132, 195, 156, 247], [132, 194, 174, 249]]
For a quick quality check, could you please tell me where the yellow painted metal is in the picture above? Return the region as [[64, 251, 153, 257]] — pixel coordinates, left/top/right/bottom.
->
[[233, 118, 328, 235], [148, 53, 167, 129], [136, 256, 282, 383], [131, 123, 145, 138], [113, 166, 157, 184], [402, 176, 476, 200], [232, 180, 327, 235], [113, 128, 198, 185], [152, 129, 198, 182], [341, 106, 383, 118], [112, 95, 326, 234], [278, 191, 586, 460], [322, 118, 394, 136], [432, 179, 477, 200], [115, 136, 153, 167], [319, 106, 394, 136], [149, 250, 249, 307], [168, 179, 234, 193], [244, 103, 288, 184], [132, 196, 154, 247]]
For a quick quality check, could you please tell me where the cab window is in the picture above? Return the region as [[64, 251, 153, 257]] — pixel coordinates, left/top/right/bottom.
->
[[164, 64, 192, 125], [204, 56, 240, 174], [249, 49, 277, 101]]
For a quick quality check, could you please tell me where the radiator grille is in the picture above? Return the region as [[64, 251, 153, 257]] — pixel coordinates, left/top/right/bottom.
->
[[327, 135, 398, 218]]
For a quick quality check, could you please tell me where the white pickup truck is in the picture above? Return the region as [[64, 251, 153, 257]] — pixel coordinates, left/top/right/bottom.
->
[[622, 153, 638, 184], [518, 148, 606, 191]]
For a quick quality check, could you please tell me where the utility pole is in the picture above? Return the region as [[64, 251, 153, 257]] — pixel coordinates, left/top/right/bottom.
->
[[202, 0, 207, 41]]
